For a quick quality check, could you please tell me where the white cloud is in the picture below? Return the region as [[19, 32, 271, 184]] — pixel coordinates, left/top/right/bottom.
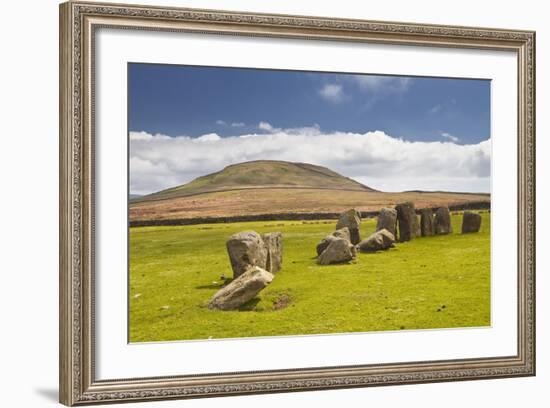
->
[[258, 121, 281, 133], [129, 128, 490, 195], [441, 132, 459, 142], [215, 120, 227, 126], [231, 122, 245, 127], [318, 84, 345, 103], [196, 133, 221, 142], [353, 76, 412, 94]]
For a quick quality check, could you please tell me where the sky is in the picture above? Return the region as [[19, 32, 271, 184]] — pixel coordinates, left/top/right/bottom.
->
[[129, 63, 491, 195]]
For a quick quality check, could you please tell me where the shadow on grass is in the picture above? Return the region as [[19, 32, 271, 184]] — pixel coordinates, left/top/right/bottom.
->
[[238, 297, 261, 311]]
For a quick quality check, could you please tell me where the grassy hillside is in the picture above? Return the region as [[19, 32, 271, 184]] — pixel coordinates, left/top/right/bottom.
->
[[136, 160, 374, 202], [130, 160, 490, 222], [129, 212, 490, 342]]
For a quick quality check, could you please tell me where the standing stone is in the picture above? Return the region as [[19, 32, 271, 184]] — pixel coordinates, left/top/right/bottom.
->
[[316, 227, 351, 256], [434, 207, 453, 235], [461, 211, 482, 233], [208, 266, 274, 310], [336, 209, 361, 245], [317, 238, 356, 265], [226, 231, 267, 279], [376, 208, 397, 237], [420, 208, 435, 236], [357, 229, 395, 252], [415, 214, 421, 237], [262, 232, 283, 273], [395, 202, 418, 242]]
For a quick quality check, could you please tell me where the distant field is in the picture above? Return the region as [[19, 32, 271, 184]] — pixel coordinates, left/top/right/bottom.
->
[[129, 188, 490, 222], [129, 212, 491, 342]]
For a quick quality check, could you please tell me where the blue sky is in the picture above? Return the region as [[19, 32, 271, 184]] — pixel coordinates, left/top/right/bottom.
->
[[128, 63, 491, 195], [129, 63, 490, 144]]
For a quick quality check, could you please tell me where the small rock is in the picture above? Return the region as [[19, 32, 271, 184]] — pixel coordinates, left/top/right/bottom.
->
[[226, 231, 268, 279], [357, 229, 395, 252], [208, 266, 274, 311], [317, 238, 356, 265], [336, 209, 361, 244], [461, 211, 482, 233], [376, 208, 397, 237], [316, 227, 351, 256]]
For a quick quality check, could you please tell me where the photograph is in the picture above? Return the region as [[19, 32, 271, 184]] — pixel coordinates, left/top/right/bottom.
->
[[128, 63, 492, 343]]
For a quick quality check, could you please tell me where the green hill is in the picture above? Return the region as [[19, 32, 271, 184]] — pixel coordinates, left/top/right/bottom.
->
[[137, 160, 376, 202]]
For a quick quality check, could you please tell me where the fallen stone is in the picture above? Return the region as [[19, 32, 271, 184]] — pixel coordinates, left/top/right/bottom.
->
[[376, 208, 397, 237], [336, 209, 361, 244], [434, 207, 453, 235], [226, 231, 267, 279], [461, 211, 482, 233], [420, 208, 435, 236], [317, 238, 356, 265], [357, 229, 395, 252], [262, 232, 283, 273], [395, 202, 418, 242], [208, 266, 274, 310], [316, 227, 351, 256]]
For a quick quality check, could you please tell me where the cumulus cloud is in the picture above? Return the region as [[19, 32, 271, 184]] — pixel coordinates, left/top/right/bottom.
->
[[215, 120, 227, 126], [318, 84, 345, 103], [129, 127, 491, 195], [231, 122, 245, 127], [258, 121, 282, 133]]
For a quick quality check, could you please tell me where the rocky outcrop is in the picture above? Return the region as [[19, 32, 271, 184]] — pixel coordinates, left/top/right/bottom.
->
[[208, 266, 274, 310], [376, 208, 397, 237], [357, 229, 395, 252], [262, 232, 283, 273], [317, 238, 356, 265], [336, 209, 361, 245], [226, 231, 268, 278], [461, 211, 482, 233], [434, 207, 453, 235]]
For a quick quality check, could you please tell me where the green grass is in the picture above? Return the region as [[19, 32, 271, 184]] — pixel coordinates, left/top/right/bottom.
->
[[129, 212, 490, 342]]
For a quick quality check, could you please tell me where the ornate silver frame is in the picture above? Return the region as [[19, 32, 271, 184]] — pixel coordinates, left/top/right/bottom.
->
[[59, 1, 536, 405]]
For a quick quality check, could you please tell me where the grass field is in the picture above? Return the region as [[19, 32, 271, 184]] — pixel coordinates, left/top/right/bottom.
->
[[129, 212, 490, 342]]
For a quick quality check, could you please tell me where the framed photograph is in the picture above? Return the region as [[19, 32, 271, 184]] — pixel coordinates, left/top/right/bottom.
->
[[59, 1, 535, 405]]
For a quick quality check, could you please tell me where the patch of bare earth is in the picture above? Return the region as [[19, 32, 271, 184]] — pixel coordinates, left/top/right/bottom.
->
[[272, 293, 292, 311]]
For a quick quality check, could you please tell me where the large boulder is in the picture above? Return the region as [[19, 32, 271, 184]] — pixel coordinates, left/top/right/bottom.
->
[[434, 207, 452, 235], [226, 231, 267, 279], [336, 209, 361, 244], [376, 208, 397, 237], [420, 208, 435, 236], [357, 229, 395, 252], [395, 202, 418, 242], [317, 238, 356, 265], [208, 266, 274, 310], [461, 211, 482, 233], [316, 227, 351, 256], [262, 232, 283, 273]]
